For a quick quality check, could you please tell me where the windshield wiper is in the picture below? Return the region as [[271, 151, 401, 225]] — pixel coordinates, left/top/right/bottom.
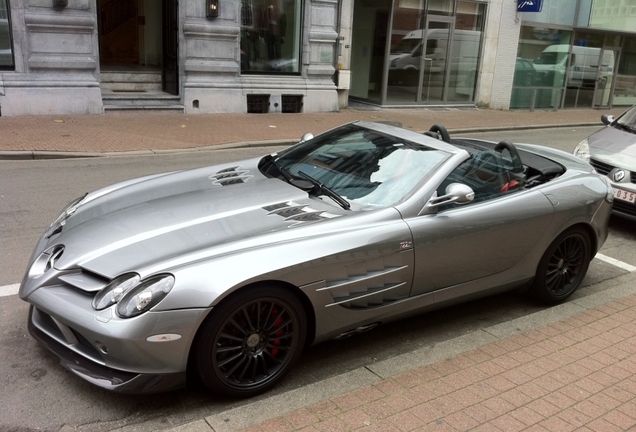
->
[[264, 154, 295, 183], [616, 122, 636, 133], [298, 171, 351, 210]]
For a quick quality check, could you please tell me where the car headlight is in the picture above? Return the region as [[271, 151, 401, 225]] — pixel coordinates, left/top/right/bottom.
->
[[600, 176, 615, 204], [573, 139, 591, 163], [45, 193, 88, 238], [117, 274, 175, 318], [92, 273, 141, 310]]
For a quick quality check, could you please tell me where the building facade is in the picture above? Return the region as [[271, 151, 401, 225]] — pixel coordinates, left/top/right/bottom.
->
[[0, 0, 340, 116], [511, 0, 636, 111], [0, 0, 635, 116]]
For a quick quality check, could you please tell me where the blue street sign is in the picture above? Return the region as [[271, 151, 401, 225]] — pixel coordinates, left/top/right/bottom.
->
[[517, 0, 542, 12]]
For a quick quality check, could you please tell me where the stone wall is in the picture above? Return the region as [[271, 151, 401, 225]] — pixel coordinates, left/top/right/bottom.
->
[[0, 0, 102, 116]]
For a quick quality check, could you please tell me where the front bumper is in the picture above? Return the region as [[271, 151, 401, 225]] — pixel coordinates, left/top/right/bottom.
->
[[590, 158, 636, 220], [28, 306, 186, 393], [23, 281, 211, 393]]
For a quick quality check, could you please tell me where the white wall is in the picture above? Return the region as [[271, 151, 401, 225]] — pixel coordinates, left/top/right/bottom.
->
[[477, 0, 521, 109]]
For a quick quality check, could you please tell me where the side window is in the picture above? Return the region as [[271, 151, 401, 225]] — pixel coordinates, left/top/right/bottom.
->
[[0, 0, 13, 69], [436, 150, 522, 210]]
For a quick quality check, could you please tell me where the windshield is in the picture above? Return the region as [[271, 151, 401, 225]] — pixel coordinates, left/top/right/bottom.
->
[[269, 125, 449, 210], [616, 105, 636, 130], [392, 38, 420, 54], [534, 51, 567, 65]]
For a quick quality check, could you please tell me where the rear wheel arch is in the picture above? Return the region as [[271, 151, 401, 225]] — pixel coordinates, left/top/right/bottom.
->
[[530, 224, 594, 304]]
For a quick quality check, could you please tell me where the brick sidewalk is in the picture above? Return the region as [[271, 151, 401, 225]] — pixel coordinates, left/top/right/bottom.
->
[[0, 107, 625, 154], [241, 295, 636, 432]]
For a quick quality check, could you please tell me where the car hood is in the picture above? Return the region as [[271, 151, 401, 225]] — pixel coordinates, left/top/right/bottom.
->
[[587, 125, 636, 170], [45, 159, 347, 278]]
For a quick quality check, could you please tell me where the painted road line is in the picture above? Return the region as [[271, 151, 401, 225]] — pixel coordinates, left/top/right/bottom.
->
[[0, 254, 633, 299], [0, 283, 20, 297], [595, 253, 636, 273]]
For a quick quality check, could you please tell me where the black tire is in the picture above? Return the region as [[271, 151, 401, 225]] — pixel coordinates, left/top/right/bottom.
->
[[194, 285, 307, 397], [531, 227, 591, 304]]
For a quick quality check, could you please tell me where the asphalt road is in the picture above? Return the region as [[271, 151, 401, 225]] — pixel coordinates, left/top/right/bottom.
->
[[1, 126, 635, 432]]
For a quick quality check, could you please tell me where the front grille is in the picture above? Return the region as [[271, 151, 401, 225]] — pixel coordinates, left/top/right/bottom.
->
[[613, 199, 636, 218], [31, 307, 104, 363], [590, 158, 613, 176], [590, 158, 636, 185]]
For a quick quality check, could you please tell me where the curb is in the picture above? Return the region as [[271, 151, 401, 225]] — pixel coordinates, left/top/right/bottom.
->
[[0, 123, 601, 161]]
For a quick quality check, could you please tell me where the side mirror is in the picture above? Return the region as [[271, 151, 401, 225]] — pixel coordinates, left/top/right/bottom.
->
[[601, 114, 614, 126], [300, 132, 314, 143], [420, 183, 475, 215]]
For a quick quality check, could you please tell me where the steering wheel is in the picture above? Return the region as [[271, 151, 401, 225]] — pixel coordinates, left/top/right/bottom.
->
[[494, 141, 524, 174], [426, 124, 451, 143]]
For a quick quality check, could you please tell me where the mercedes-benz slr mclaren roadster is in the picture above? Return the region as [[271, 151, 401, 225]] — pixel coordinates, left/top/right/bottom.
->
[[20, 122, 613, 397]]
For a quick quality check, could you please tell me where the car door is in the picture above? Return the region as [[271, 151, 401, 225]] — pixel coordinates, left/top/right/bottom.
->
[[405, 189, 555, 296]]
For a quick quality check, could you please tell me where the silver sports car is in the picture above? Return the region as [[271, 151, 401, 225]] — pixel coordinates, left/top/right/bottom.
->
[[20, 122, 613, 396]]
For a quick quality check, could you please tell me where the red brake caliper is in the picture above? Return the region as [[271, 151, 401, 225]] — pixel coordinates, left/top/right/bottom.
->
[[270, 306, 283, 357]]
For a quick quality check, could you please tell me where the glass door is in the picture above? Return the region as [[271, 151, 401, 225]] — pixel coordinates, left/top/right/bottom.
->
[[418, 16, 454, 103], [385, 14, 454, 104], [593, 46, 618, 108]]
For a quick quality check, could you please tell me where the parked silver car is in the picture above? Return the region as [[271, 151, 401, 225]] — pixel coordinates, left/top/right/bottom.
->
[[574, 104, 636, 220], [20, 122, 613, 396]]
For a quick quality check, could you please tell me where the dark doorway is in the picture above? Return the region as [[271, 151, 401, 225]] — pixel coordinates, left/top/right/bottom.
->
[[162, 0, 179, 95], [97, 0, 178, 95]]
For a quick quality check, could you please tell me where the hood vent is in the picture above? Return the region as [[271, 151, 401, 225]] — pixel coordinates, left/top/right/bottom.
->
[[264, 202, 339, 226], [209, 166, 253, 186]]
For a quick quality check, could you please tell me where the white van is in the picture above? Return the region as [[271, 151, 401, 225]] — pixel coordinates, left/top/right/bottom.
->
[[533, 44, 615, 88], [389, 29, 480, 86]]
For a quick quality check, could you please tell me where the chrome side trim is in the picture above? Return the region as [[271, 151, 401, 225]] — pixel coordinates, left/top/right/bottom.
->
[[317, 265, 409, 292], [325, 282, 407, 307]]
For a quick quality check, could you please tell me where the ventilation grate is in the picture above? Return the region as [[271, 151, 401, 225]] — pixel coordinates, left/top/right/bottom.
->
[[247, 94, 270, 113], [282, 95, 303, 113]]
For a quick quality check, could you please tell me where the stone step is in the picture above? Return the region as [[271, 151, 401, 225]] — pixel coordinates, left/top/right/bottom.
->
[[101, 82, 163, 91], [102, 90, 184, 113], [102, 91, 180, 105], [103, 104, 185, 113], [100, 71, 162, 91]]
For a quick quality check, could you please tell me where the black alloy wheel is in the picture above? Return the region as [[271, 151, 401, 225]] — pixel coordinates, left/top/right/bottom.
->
[[195, 285, 306, 397], [532, 227, 591, 304]]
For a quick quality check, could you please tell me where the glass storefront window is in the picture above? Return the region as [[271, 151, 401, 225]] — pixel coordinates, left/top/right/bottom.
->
[[521, 1, 578, 26], [428, 0, 455, 16], [0, 0, 13, 69], [447, 1, 485, 102], [563, 32, 604, 108], [589, 0, 636, 32], [240, 0, 302, 74], [614, 37, 636, 106], [511, 27, 572, 109], [381, 0, 484, 106]]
